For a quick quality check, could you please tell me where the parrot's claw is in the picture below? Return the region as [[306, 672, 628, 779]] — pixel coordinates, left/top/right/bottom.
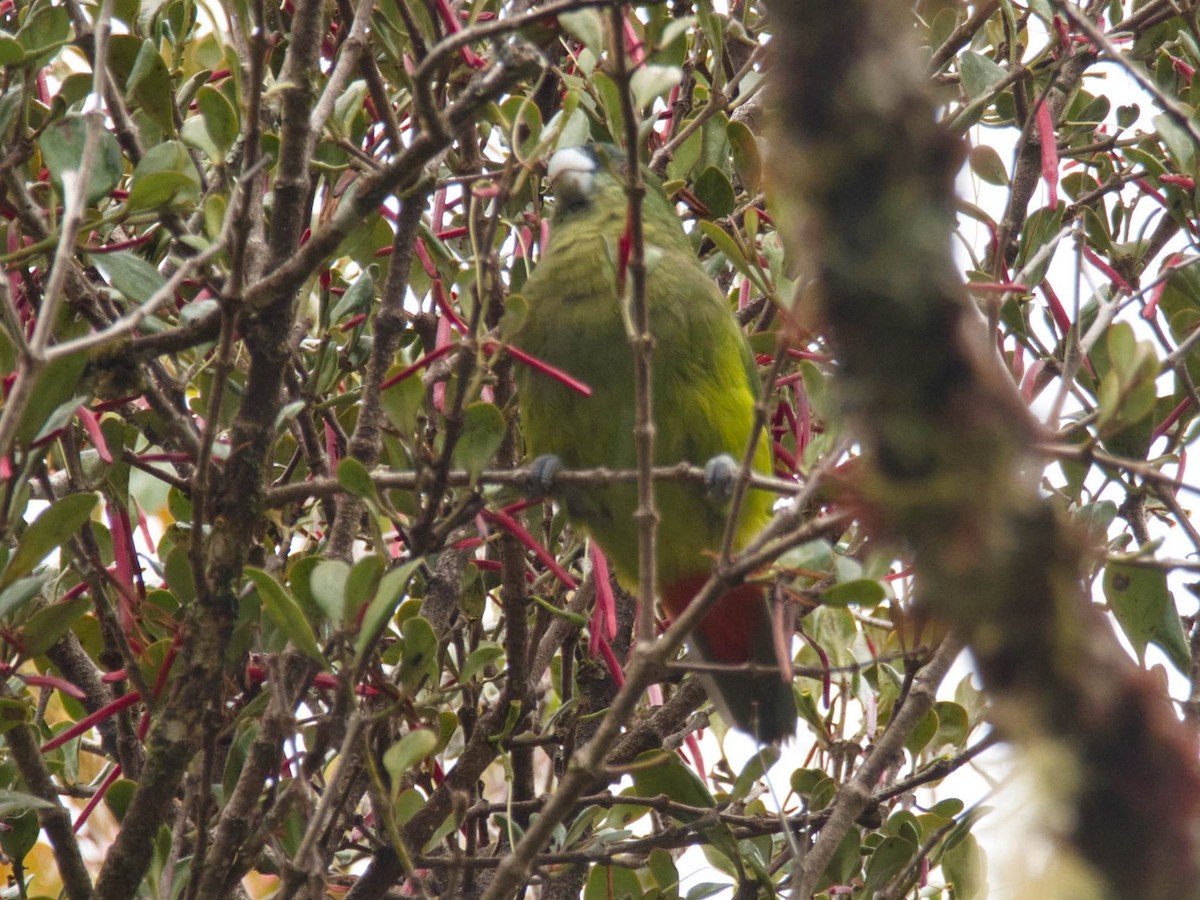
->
[[528, 454, 563, 497], [704, 454, 740, 501]]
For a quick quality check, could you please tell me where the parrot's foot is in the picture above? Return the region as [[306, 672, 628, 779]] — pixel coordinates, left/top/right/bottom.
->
[[704, 454, 740, 501], [528, 454, 563, 497]]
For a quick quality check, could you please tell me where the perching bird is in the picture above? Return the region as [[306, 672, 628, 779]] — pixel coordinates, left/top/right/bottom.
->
[[515, 144, 795, 743]]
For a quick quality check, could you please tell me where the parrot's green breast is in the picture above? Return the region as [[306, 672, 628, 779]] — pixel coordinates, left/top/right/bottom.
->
[[515, 199, 772, 592]]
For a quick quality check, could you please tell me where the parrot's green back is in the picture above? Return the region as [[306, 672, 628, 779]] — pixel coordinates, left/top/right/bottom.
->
[[515, 146, 795, 743]]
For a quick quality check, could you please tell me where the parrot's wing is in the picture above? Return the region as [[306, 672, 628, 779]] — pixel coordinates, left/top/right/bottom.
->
[[646, 249, 770, 479]]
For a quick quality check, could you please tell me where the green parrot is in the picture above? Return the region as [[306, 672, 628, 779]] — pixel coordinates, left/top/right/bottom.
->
[[514, 144, 796, 743]]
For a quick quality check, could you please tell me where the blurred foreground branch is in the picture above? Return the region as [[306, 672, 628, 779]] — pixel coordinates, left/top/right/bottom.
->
[[769, 2, 1200, 897]]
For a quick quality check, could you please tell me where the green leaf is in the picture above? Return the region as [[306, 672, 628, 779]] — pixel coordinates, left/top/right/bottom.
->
[[0, 699, 30, 734], [1075, 500, 1118, 545], [126, 141, 201, 211], [954, 675, 987, 726], [398, 615, 438, 693], [968, 144, 1008, 186], [692, 165, 735, 219], [336, 457, 378, 502], [1106, 321, 1138, 377], [628, 750, 741, 863], [697, 220, 761, 290], [1117, 104, 1140, 129], [904, 707, 938, 756], [459, 641, 504, 682], [41, 115, 123, 206], [790, 767, 830, 797], [931, 701, 970, 751], [727, 120, 762, 191], [382, 729, 438, 801], [0, 571, 51, 620], [380, 362, 424, 435], [355, 558, 422, 661], [1095, 324, 1159, 457], [668, 125, 703, 182], [943, 832, 988, 900], [164, 546, 196, 604], [14, 350, 89, 446], [180, 115, 221, 164], [498, 94, 543, 158], [451, 402, 505, 480], [862, 834, 917, 893], [32, 394, 90, 447], [585, 865, 642, 900], [821, 578, 886, 607], [92, 251, 168, 304], [1015, 205, 1065, 286], [629, 750, 714, 817], [16, 2, 69, 60], [23, 594, 90, 656], [556, 104, 591, 153], [648, 847, 680, 892], [127, 169, 197, 212], [1155, 112, 1197, 173], [816, 829, 862, 890], [196, 84, 238, 155], [332, 80, 368, 139], [126, 39, 175, 134], [0, 808, 39, 863], [344, 553, 384, 627], [959, 51, 1007, 99], [1, 493, 99, 590], [309, 559, 349, 624], [0, 789, 53, 817], [329, 267, 376, 325], [884, 809, 922, 842], [927, 7, 957, 60], [730, 745, 779, 802], [392, 787, 426, 827], [558, 9, 604, 56], [176, 67, 214, 110], [102, 779, 136, 822], [695, 4, 724, 80], [592, 69, 624, 137], [0, 34, 25, 65], [245, 567, 325, 664], [1103, 562, 1190, 672], [106, 32, 144, 85], [631, 63, 682, 109]]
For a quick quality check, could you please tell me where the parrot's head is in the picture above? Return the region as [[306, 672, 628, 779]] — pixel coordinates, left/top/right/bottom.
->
[[546, 144, 625, 223], [544, 144, 686, 246]]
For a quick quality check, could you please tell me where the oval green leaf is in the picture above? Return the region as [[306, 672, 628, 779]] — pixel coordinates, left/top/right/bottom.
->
[[244, 567, 325, 664], [2, 493, 99, 590]]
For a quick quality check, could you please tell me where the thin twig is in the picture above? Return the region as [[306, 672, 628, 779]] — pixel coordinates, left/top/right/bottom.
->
[[607, 3, 657, 646]]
